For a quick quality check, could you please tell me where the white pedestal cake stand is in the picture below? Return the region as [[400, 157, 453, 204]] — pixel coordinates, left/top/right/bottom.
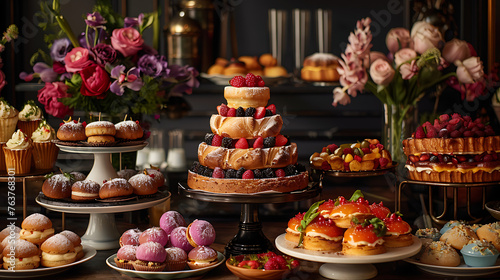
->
[[275, 233, 421, 280]]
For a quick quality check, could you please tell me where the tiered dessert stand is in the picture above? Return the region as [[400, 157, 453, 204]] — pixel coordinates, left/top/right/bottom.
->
[[178, 182, 321, 256], [36, 143, 171, 250]]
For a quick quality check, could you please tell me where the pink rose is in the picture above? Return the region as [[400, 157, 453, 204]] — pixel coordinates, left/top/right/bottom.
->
[[64, 47, 93, 73], [363, 51, 389, 68], [369, 59, 395, 86], [394, 48, 417, 67], [386, 27, 411, 53], [332, 87, 351, 106], [0, 70, 6, 93], [111, 27, 144, 57], [80, 65, 110, 98], [456, 57, 484, 84], [338, 56, 368, 97], [442, 39, 471, 64], [37, 82, 73, 118], [411, 22, 443, 54], [399, 60, 418, 80]]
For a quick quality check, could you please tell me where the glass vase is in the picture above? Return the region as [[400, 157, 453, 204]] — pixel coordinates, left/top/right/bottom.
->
[[382, 104, 418, 163]]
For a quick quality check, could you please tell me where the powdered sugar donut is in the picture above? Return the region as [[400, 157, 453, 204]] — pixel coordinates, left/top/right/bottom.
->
[[165, 246, 188, 271], [139, 227, 169, 247], [186, 219, 216, 247], [115, 120, 143, 140], [160, 211, 186, 235], [57, 119, 87, 141], [117, 169, 138, 180], [170, 227, 194, 252], [70, 171, 86, 182], [40, 234, 77, 267], [42, 174, 72, 199], [128, 173, 158, 195], [120, 228, 142, 247], [99, 178, 133, 199], [145, 168, 165, 188]]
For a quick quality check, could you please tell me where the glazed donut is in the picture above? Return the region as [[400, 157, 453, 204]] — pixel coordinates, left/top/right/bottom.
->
[[223, 86, 270, 109], [197, 142, 297, 170], [99, 178, 133, 199], [85, 121, 116, 137], [210, 115, 282, 139], [115, 120, 143, 140], [57, 118, 87, 141]]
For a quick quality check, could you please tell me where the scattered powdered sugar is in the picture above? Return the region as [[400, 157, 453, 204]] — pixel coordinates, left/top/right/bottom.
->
[[160, 211, 186, 235], [136, 242, 167, 262], [117, 245, 138, 261], [59, 230, 81, 245], [189, 246, 216, 259], [115, 121, 141, 131], [86, 121, 114, 128], [42, 234, 73, 251], [129, 174, 153, 186], [12, 239, 38, 256], [165, 247, 187, 261], [72, 180, 100, 193], [107, 178, 131, 189], [170, 227, 193, 251], [140, 227, 169, 246], [23, 213, 52, 229], [118, 169, 138, 180], [189, 220, 215, 246], [121, 228, 142, 246]]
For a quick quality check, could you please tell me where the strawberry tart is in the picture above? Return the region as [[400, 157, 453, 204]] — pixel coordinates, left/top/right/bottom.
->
[[187, 74, 309, 193], [403, 113, 500, 183]]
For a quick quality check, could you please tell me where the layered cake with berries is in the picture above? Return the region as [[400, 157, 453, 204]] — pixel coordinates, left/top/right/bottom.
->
[[403, 113, 500, 183], [187, 74, 309, 193]]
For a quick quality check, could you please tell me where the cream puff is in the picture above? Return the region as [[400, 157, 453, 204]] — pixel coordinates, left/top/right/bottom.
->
[[2, 239, 40, 270], [59, 230, 84, 260], [40, 234, 77, 267], [20, 213, 55, 245]]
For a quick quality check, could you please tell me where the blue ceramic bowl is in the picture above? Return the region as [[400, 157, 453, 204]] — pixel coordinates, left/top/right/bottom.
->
[[461, 251, 499, 267], [461, 241, 500, 267]]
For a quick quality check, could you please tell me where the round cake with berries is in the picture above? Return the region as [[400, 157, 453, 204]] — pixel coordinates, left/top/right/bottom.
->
[[187, 74, 309, 194], [403, 113, 500, 183]]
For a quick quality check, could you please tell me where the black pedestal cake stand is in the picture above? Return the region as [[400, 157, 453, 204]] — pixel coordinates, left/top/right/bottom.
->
[[178, 182, 321, 256]]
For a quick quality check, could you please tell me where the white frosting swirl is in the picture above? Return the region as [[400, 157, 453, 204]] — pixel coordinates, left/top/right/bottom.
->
[[0, 99, 18, 119], [31, 121, 56, 142], [6, 129, 31, 149], [19, 101, 43, 121]]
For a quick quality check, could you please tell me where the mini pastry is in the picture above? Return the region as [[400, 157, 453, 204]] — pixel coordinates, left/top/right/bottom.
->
[[223, 59, 247, 76], [17, 100, 43, 139], [85, 121, 116, 144], [238, 56, 262, 71], [186, 219, 216, 247], [165, 246, 188, 271], [301, 52, 340, 82], [329, 196, 374, 228], [187, 246, 218, 269], [70, 171, 86, 182], [31, 120, 59, 170], [317, 199, 335, 218], [303, 215, 344, 251], [3, 129, 33, 174], [0, 225, 21, 243], [383, 213, 413, 248], [170, 227, 194, 252], [120, 228, 142, 247], [117, 168, 138, 180], [40, 234, 77, 267], [461, 239, 500, 267], [139, 227, 169, 247], [20, 213, 55, 245], [415, 228, 442, 246], [145, 168, 165, 188], [57, 117, 87, 141], [59, 230, 84, 260], [342, 218, 386, 256], [207, 63, 225, 75], [369, 202, 391, 220], [42, 173, 73, 199], [2, 239, 40, 270], [440, 224, 478, 250], [128, 172, 158, 196], [476, 222, 500, 251], [285, 212, 304, 244], [115, 119, 143, 140], [71, 179, 100, 201], [259, 53, 277, 67], [133, 241, 167, 271], [419, 241, 460, 267], [114, 245, 137, 270], [159, 211, 187, 235], [440, 220, 463, 234], [0, 97, 19, 142], [99, 178, 133, 199], [263, 66, 287, 77]]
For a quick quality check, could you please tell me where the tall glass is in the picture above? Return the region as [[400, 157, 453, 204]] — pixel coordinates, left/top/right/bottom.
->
[[268, 9, 287, 66], [316, 9, 332, 53], [292, 9, 310, 73]]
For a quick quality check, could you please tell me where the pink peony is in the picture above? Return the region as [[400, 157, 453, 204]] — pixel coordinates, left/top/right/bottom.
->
[[332, 87, 351, 106], [111, 27, 144, 57], [0, 70, 6, 93], [386, 27, 411, 54], [80, 64, 110, 98], [64, 47, 93, 73], [369, 59, 395, 86], [37, 82, 73, 118], [411, 22, 443, 54], [456, 57, 484, 84], [394, 48, 417, 67], [442, 38, 471, 64], [399, 60, 419, 80]]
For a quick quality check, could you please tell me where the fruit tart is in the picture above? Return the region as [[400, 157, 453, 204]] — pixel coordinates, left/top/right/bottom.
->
[[342, 218, 387, 256], [329, 191, 374, 228], [383, 213, 414, 248], [310, 139, 393, 172]]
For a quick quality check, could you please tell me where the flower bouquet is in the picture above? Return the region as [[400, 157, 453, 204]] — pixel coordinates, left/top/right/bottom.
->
[[0, 25, 19, 95], [22, 0, 199, 119], [332, 18, 487, 161]]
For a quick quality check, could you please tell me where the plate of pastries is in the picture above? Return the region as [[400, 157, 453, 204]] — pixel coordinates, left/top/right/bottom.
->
[[310, 139, 394, 174], [406, 221, 500, 276], [106, 210, 225, 279], [54, 116, 147, 147], [0, 213, 96, 277], [40, 167, 165, 203], [202, 54, 291, 86], [300, 52, 341, 84], [276, 190, 421, 263]]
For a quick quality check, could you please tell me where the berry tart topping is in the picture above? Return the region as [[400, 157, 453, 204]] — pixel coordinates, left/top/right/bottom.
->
[[229, 74, 266, 88], [413, 113, 495, 139]]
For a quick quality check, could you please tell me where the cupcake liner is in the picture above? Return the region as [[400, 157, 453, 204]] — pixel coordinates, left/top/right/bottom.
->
[[114, 258, 135, 270], [0, 116, 19, 142], [132, 262, 166, 272], [17, 120, 41, 139], [166, 260, 187, 271], [3, 146, 33, 175], [0, 142, 6, 172], [32, 141, 59, 170]]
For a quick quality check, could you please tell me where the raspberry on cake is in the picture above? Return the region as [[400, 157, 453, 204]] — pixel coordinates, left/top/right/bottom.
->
[[187, 76, 309, 194], [382, 213, 414, 248], [329, 194, 374, 228], [403, 113, 500, 183]]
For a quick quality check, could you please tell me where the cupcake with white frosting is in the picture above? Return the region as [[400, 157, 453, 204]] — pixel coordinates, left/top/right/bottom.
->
[[31, 120, 58, 170], [0, 98, 19, 142], [3, 129, 32, 174], [17, 100, 43, 139]]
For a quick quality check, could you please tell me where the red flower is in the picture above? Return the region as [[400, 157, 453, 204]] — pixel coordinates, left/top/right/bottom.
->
[[37, 82, 73, 118], [80, 64, 110, 99]]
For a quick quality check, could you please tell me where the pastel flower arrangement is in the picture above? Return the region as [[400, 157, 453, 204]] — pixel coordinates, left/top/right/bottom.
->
[[21, 0, 199, 119], [0, 25, 19, 95]]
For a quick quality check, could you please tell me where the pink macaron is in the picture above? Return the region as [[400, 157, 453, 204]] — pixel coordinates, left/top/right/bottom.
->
[[170, 227, 194, 252], [120, 228, 142, 246], [139, 227, 169, 247], [160, 211, 187, 235], [186, 219, 216, 247]]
